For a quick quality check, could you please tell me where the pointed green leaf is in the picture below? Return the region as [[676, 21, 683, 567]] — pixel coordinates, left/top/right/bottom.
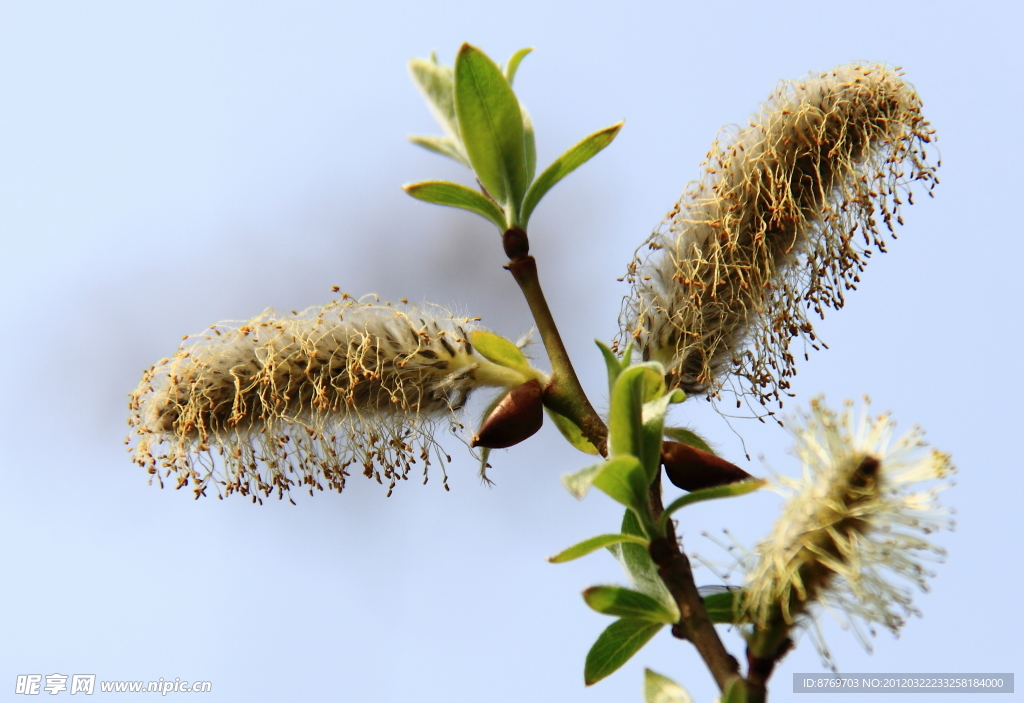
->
[[584, 618, 663, 686], [663, 426, 716, 455], [454, 44, 528, 215], [521, 121, 623, 227], [503, 47, 533, 85], [659, 478, 766, 531], [592, 455, 648, 513], [562, 462, 604, 499], [611, 510, 677, 613], [644, 670, 695, 703], [584, 586, 677, 623], [609, 363, 665, 460], [522, 106, 537, 186], [702, 589, 746, 624], [596, 340, 625, 392], [470, 330, 531, 373], [548, 533, 649, 563], [639, 389, 686, 481], [403, 181, 505, 229], [545, 407, 599, 455], [722, 677, 749, 703], [407, 135, 466, 164], [408, 56, 469, 167]]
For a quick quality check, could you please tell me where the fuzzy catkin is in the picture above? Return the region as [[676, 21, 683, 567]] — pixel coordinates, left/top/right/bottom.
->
[[742, 398, 954, 653], [127, 296, 522, 501], [619, 64, 939, 408]]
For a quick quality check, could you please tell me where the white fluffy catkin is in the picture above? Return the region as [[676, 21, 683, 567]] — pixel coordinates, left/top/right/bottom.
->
[[127, 296, 523, 501], [742, 398, 954, 653], [620, 64, 938, 408]]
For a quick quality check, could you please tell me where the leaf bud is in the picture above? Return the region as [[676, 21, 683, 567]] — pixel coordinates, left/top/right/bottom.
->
[[661, 441, 752, 492], [471, 379, 543, 449]]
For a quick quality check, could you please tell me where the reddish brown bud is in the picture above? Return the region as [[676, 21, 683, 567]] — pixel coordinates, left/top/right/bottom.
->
[[661, 441, 753, 492], [471, 379, 543, 449]]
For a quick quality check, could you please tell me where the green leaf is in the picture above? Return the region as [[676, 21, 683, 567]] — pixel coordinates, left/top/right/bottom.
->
[[547, 533, 649, 563], [562, 462, 604, 499], [659, 478, 766, 531], [584, 618, 662, 686], [639, 389, 686, 482], [407, 135, 466, 164], [664, 426, 716, 455], [408, 56, 469, 167], [522, 106, 537, 186], [454, 44, 528, 216], [470, 330, 531, 373], [596, 340, 625, 392], [503, 47, 533, 85], [611, 510, 677, 614], [702, 589, 746, 624], [403, 181, 505, 229], [722, 677, 749, 703], [608, 363, 665, 460], [545, 407, 599, 455], [593, 455, 648, 514], [644, 669, 695, 703], [584, 586, 678, 623], [521, 121, 623, 228]]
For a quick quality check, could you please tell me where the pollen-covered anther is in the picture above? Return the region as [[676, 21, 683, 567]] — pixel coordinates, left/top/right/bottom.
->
[[127, 296, 526, 500]]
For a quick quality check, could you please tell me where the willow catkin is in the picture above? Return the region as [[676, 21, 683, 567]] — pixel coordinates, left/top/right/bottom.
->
[[742, 398, 953, 651], [619, 64, 939, 407], [127, 296, 524, 501]]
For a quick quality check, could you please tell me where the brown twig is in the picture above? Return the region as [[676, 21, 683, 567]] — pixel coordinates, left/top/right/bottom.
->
[[505, 226, 740, 693], [503, 228, 608, 455], [647, 477, 741, 692]]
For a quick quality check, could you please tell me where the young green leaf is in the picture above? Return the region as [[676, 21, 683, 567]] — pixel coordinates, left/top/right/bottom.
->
[[663, 426, 717, 455], [592, 455, 649, 514], [659, 479, 766, 531], [562, 462, 605, 499], [639, 389, 686, 481], [596, 340, 625, 392], [721, 677, 749, 703], [545, 407, 599, 455], [611, 510, 677, 613], [644, 669, 695, 703], [408, 56, 469, 166], [454, 44, 528, 216], [583, 586, 678, 623], [403, 181, 506, 229], [521, 121, 623, 227], [608, 363, 665, 460], [547, 533, 649, 563], [407, 135, 466, 164], [584, 618, 663, 686], [470, 330, 531, 373], [503, 47, 533, 85], [701, 589, 746, 624], [522, 106, 537, 185]]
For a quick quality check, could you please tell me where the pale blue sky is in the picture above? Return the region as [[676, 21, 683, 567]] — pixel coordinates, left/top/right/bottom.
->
[[2, 2, 1021, 701]]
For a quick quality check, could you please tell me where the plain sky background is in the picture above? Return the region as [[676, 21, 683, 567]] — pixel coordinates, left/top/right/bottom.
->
[[2, 2, 1021, 701]]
